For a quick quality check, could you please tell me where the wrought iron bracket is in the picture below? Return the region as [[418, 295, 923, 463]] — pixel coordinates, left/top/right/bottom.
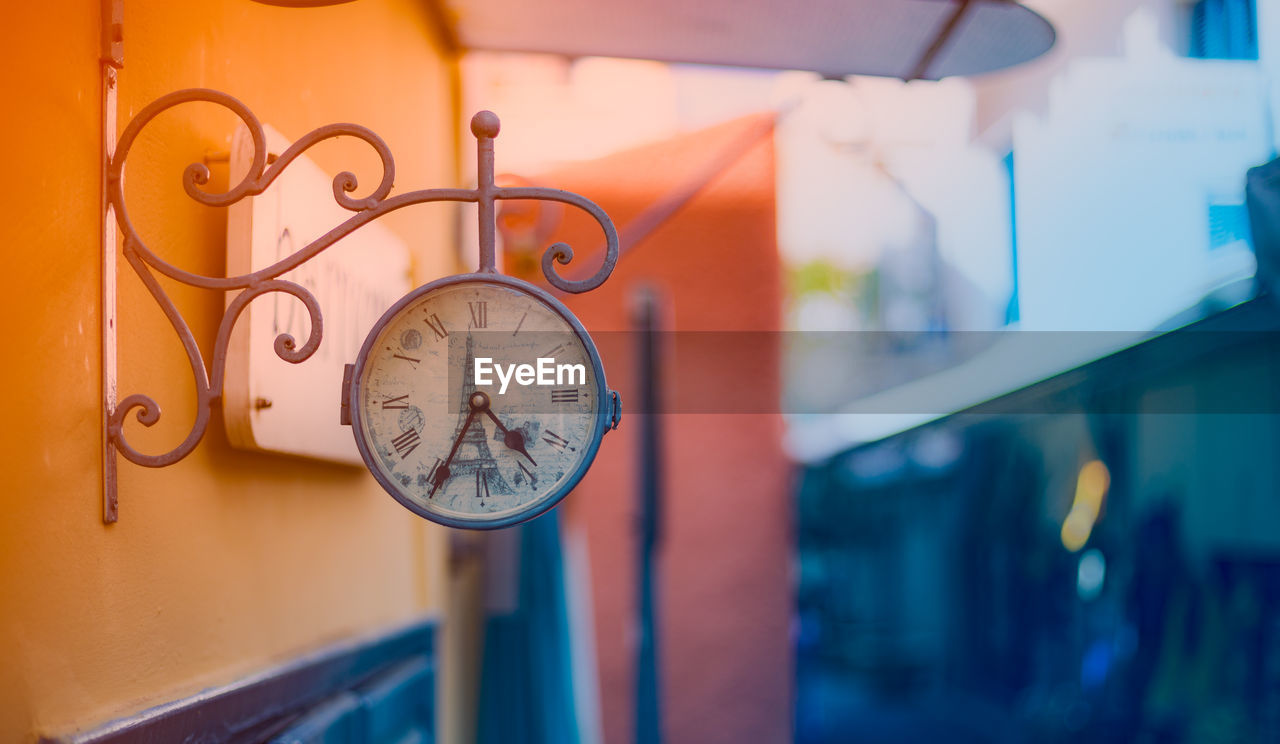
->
[[102, 88, 619, 522]]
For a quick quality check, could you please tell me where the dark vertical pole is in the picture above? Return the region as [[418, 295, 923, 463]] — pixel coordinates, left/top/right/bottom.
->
[[633, 287, 663, 744]]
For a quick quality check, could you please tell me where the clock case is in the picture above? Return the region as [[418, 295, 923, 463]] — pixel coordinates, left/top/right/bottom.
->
[[343, 272, 621, 530]]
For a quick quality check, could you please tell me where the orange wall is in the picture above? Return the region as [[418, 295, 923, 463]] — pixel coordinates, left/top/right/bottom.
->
[[0, 1, 456, 741], [521, 114, 793, 744]]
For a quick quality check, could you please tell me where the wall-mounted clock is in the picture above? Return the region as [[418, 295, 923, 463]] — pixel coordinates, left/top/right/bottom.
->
[[101, 93, 620, 523], [344, 273, 621, 529]]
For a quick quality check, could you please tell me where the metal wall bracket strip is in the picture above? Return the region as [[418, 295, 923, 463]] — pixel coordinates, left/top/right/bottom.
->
[[101, 0, 122, 522]]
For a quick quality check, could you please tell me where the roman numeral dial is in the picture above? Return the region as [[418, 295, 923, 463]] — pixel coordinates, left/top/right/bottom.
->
[[390, 428, 420, 460], [354, 279, 607, 528], [382, 394, 410, 409], [424, 313, 447, 340]]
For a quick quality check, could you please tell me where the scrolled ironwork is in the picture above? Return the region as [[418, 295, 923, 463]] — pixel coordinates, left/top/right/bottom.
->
[[105, 87, 619, 484]]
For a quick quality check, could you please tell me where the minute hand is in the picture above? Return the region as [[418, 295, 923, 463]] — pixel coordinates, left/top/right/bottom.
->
[[482, 409, 537, 466]]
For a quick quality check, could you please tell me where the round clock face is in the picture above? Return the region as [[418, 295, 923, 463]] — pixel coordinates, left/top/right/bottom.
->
[[350, 276, 606, 529]]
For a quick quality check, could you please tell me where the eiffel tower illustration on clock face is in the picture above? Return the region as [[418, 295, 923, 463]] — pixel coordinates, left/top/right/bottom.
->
[[440, 332, 514, 505]]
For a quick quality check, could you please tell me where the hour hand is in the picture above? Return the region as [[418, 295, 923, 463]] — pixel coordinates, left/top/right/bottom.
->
[[483, 409, 537, 466]]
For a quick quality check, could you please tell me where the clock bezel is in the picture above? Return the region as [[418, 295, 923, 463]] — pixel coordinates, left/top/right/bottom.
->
[[349, 272, 611, 530]]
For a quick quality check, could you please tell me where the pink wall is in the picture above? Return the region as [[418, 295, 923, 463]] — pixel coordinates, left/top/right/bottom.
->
[[508, 113, 792, 744]]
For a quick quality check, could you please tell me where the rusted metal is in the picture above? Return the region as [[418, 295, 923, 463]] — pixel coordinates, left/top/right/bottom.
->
[[103, 88, 619, 518], [100, 0, 123, 69], [100, 1, 121, 523]]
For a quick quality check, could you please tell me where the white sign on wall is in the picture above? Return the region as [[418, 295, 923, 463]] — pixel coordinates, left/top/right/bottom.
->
[[224, 124, 412, 465]]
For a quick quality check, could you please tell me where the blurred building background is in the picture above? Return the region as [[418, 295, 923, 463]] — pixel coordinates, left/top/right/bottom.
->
[[6, 0, 1280, 742]]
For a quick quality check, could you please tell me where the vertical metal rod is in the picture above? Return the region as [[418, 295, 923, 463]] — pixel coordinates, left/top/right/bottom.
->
[[472, 111, 500, 273], [101, 0, 122, 523], [633, 287, 663, 744]]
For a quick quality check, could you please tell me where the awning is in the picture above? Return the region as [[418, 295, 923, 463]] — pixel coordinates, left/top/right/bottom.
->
[[441, 0, 1055, 80]]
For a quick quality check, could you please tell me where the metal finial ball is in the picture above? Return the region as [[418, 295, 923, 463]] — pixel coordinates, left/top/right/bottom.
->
[[471, 111, 500, 139]]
